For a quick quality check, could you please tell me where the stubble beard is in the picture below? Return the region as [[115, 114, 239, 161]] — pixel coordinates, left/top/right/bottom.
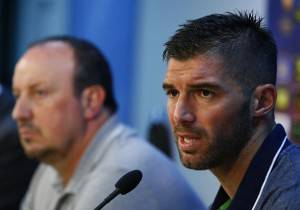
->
[[21, 137, 54, 162], [176, 101, 253, 170]]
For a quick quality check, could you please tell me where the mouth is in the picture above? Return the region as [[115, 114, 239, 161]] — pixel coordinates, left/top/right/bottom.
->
[[180, 136, 199, 143], [18, 128, 37, 140], [176, 134, 203, 152]]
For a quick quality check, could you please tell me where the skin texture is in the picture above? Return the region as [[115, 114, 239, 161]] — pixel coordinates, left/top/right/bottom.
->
[[163, 54, 276, 197], [12, 41, 109, 185]]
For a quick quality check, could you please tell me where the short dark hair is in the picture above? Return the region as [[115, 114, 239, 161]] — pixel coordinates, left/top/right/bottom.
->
[[29, 35, 118, 113], [163, 11, 277, 93]]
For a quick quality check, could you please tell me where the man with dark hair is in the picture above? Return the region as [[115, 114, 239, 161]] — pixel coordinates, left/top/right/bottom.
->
[[163, 11, 300, 209], [12, 36, 204, 210]]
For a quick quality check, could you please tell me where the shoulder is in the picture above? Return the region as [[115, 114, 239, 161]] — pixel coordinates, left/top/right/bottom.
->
[[256, 144, 300, 209], [281, 143, 300, 163], [92, 122, 184, 187], [104, 123, 171, 166], [78, 166, 205, 210], [81, 124, 205, 210], [275, 144, 300, 180]]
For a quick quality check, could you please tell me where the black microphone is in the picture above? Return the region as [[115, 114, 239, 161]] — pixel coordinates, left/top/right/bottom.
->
[[93, 170, 143, 210]]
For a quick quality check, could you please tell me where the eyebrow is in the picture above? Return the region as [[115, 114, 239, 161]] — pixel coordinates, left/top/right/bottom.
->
[[162, 82, 173, 90], [187, 83, 221, 90], [13, 81, 46, 93], [162, 82, 221, 91]]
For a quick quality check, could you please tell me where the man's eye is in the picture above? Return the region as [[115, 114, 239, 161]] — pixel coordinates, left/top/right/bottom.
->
[[166, 89, 179, 98], [35, 90, 47, 97], [199, 89, 214, 98]]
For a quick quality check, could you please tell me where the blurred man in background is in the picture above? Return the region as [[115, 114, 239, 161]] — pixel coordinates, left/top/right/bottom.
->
[[163, 11, 300, 209], [12, 36, 204, 210]]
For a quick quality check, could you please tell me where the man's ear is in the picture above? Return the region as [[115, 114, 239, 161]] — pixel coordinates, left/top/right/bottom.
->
[[81, 85, 106, 120], [253, 84, 277, 117]]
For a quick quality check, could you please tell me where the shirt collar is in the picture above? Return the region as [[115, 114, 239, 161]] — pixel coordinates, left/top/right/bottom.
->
[[210, 124, 290, 210]]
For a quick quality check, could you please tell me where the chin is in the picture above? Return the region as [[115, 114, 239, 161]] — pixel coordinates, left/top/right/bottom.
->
[[180, 151, 221, 170], [23, 147, 49, 162], [180, 155, 207, 170], [182, 161, 210, 170], [24, 149, 43, 160]]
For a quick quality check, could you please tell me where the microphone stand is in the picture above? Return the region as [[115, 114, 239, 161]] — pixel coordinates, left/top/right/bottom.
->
[[92, 170, 142, 210], [94, 188, 120, 210]]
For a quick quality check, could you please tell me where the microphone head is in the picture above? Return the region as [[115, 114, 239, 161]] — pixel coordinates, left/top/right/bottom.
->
[[115, 170, 143, 195]]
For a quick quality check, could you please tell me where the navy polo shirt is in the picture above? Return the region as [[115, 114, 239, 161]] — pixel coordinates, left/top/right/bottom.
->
[[210, 124, 290, 210]]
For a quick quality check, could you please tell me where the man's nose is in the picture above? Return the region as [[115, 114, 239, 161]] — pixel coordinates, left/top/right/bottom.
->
[[12, 95, 33, 121], [173, 97, 196, 125]]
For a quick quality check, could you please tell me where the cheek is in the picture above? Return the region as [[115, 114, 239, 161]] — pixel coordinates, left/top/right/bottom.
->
[[39, 110, 70, 140], [196, 105, 235, 135], [38, 100, 81, 136], [208, 103, 249, 137], [167, 102, 175, 125]]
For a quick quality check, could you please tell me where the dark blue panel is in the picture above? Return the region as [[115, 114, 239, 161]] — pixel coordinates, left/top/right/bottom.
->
[[268, 0, 300, 52]]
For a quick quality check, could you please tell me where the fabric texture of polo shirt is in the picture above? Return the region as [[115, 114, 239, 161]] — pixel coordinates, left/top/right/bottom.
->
[[210, 124, 300, 210]]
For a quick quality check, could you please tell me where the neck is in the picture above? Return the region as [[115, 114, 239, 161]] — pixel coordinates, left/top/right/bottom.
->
[[211, 121, 275, 198], [53, 109, 112, 186]]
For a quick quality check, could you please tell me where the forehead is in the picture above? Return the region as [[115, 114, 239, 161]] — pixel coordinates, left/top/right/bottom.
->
[[164, 55, 225, 83], [163, 55, 244, 94], [13, 42, 75, 89]]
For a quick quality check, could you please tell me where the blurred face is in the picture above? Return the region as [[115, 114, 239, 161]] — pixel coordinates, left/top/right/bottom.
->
[[163, 55, 253, 170], [12, 42, 85, 163]]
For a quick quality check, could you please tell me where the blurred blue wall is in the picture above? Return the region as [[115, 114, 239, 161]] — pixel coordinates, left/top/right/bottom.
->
[[70, 0, 138, 125]]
